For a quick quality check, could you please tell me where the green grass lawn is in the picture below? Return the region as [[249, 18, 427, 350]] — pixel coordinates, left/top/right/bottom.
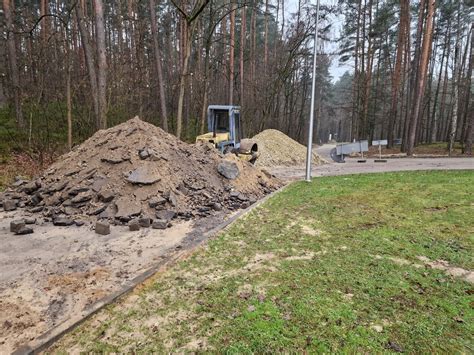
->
[[51, 170, 474, 353]]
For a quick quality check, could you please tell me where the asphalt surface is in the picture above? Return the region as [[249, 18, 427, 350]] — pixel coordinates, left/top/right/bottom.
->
[[270, 144, 473, 181]]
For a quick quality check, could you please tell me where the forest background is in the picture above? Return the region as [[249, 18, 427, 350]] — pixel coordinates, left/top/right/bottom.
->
[[0, 0, 472, 164]]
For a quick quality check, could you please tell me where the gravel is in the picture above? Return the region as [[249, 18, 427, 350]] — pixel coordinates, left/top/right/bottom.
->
[[252, 129, 326, 168]]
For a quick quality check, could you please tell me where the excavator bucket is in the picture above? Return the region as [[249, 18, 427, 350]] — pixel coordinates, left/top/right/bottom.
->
[[238, 139, 258, 154], [237, 139, 259, 164]]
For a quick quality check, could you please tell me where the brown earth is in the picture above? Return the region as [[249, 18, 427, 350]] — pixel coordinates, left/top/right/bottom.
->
[[0, 216, 196, 352], [0, 117, 283, 353], [252, 129, 326, 168], [0, 117, 281, 228]]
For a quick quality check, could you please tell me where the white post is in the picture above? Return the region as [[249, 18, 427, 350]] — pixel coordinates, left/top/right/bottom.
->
[[305, 0, 321, 182]]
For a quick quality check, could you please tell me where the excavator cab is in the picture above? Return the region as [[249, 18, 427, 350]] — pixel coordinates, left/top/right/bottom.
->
[[195, 105, 258, 163]]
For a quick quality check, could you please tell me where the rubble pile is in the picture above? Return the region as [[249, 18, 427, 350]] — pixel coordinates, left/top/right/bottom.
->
[[0, 117, 281, 232], [252, 129, 326, 168]]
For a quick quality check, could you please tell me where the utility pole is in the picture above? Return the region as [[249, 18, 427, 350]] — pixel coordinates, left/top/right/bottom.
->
[[305, 0, 320, 181]]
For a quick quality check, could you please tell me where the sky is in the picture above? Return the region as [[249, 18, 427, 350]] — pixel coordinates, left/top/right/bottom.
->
[[285, 0, 353, 82]]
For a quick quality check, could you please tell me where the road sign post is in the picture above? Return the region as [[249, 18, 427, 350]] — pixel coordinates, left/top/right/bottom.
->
[[305, 0, 320, 182], [372, 139, 388, 162]]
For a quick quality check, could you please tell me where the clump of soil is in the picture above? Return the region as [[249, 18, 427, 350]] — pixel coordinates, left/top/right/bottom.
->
[[1, 117, 281, 225], [252, 129, 326, 168]]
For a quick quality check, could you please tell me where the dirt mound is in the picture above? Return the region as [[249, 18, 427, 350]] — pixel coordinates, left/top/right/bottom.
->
[[252, 129, 326, 168], [1, 117, 281, 226]]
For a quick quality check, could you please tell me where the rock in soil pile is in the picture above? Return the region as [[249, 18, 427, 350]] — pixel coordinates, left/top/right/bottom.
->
[[252, 129, 326, 168], [0, 117, 281, 227]]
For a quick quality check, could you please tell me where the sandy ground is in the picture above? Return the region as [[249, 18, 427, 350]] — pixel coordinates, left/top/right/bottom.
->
[[0, 210, 228, 353], [271, 144, 473, 181]]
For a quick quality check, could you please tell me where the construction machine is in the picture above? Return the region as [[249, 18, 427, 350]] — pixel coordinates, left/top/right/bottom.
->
[[196, 105, 259, 163]]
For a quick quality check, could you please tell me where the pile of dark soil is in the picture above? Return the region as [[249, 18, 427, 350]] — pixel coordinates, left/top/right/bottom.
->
[[0, 117, 281, 228]]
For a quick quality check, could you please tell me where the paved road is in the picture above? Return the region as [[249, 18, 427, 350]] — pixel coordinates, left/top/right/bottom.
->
[[271, 144, 473, 182], [315, 143, 336, 161]]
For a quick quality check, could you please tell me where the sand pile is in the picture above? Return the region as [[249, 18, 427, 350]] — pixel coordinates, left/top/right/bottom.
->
[[0, 117, 281, 229], [252, 129, 326, 168]]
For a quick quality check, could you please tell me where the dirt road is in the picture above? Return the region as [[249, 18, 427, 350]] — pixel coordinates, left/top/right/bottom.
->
[[271, 144, 473, 181]]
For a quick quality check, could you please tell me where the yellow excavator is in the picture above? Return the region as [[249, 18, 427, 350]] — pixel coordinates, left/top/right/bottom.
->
[[196, 105, 259, 163]]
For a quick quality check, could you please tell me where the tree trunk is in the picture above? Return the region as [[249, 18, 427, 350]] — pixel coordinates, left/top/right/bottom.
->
[[264, 0, 269, 73], [359, 0, 374, 140], [0, 26, 7, 108], [351, 0, 362, 140], [176, 24, 193, 139], [240, 5, 246, 107], [76, 1, 100, 129], [387, 0, 408, 148], [0, 79, 6, 109], [371, 46, 382, 141], [397, 47, 408, 140], [250, 2, 256, 83], [437, 40, 449, 141], [200, 4, 214, 135], [430, 22, 449, 143], [221, 16, 227, 103], [400, 12, 411, 147], [94, 0, 108, 129], [40, 0, 49, 42], [406, 0, 435, 156], [200, 47, 210, 134], [448, 83, 459, 156], [65, 23, 72, 151], [462, 24, 473, 154], [200, 79, 209, 134], [229, 4, 236, 104], [66, 63, 72, 150], [281, 0, 285, 36], [402, 0, 424, 152], [459, 24, 472, 147], [149, 0, 169, 131], [3, 0, 24, 128], [464, 104, 473, 156], [170, 0, 210, 138], [423, 27, 438, 144], [448, 1, 462, 155]]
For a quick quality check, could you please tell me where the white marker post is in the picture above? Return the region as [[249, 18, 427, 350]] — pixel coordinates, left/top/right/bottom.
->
[[372, 139, 388, 162], [305, 0, 321, 182]]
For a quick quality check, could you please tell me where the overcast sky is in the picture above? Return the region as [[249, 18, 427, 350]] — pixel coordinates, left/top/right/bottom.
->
[[285, 0, 352, 82]]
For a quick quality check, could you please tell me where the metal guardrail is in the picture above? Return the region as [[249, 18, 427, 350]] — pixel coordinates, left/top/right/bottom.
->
[[336, 140, 369, 156]]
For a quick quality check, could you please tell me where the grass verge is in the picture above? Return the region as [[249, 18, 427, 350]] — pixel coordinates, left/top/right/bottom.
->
[[367, 142, 466, 157], [51, 170, 473, 353]]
